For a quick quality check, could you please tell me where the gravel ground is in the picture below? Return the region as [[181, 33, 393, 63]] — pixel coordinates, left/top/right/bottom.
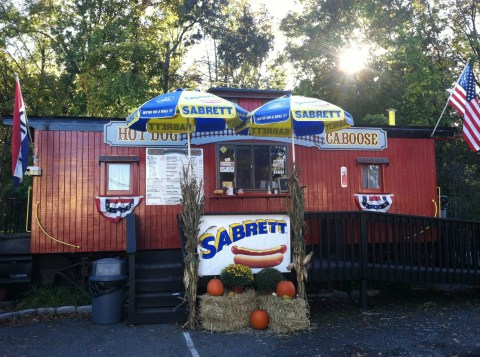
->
[[1, 286, 480, 356]]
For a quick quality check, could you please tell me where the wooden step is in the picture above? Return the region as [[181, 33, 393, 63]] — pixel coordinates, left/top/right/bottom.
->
[[135, 291, 184, 308], [135, 264, 183, 280], [135, 277, 184, 292], [128, 306, 187, 325], [0, 255, 32, 284], [0, 234, 30, 255], [135, 250, 183, 264], [128, 248, 186, 325]]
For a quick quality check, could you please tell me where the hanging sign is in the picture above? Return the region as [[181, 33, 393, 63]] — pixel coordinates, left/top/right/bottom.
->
[[145, 148, 204, 205], [105, 122, 387, 151]]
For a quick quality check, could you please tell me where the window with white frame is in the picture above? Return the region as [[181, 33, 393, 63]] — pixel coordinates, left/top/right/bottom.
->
[[99, 156, 139, 196], [108, 163, 131, 191]]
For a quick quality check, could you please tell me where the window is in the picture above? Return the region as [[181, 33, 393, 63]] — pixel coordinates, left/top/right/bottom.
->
[[357, 157, 389, 192], [108, 164, 131, 191], [99, 156, 139, 195], [218, 144, 287, 190], [361, 164, 381, 190]]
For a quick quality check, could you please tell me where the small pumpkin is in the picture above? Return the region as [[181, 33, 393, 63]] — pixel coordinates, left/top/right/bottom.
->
[[207, 278, 224, 296], [250, 309, 269, 330], [276, 280, 296, 298]]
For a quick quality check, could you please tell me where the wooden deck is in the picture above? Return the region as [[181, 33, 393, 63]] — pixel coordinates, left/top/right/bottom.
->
[[305, 211, 480, 308]]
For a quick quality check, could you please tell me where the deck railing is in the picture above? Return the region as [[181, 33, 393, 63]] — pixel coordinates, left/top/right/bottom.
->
[[0, 195, 28, 234], [305, 211, 480, 286]]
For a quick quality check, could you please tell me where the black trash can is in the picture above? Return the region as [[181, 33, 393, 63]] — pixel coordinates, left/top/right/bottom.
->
[[88, 258, 127, 324]]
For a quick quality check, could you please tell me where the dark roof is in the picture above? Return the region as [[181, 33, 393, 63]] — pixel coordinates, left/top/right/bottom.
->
[[363, 125, 455, 139], [1, 116, 117, 132], [207, 87, 291, 99], [0, 116, 456, 139]]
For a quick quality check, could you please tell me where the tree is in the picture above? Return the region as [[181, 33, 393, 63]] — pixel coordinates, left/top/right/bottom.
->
[[280, 0, 458, 125], [0, 0, 70, 116], [0, 0, 229, 117], [200, 0, 283, 89]]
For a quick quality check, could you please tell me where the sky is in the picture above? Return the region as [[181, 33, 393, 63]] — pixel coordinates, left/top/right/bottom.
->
[[251, 0, 299, 22], [250, 0, 300, 53]]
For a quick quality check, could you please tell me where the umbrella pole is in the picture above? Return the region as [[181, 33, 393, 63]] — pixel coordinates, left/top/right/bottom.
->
[[187, 119, 192, 175], [291, 130, 296, 169]]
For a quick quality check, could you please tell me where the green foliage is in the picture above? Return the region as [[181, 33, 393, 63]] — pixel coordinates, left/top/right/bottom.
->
[[435, 134, 480, 221], [254, 268, 284, 293], [0, 124, 12, 193], [358, 114, 388, 126], [204, 0, 279, 88], [14, 285, 91, 310], [220, 263, 254, 288], [280, 0, 462, 125], [0, 0, 228, 117]]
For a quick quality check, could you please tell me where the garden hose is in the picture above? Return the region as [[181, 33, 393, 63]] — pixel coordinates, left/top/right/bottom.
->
[[35, 201, 80, 249]]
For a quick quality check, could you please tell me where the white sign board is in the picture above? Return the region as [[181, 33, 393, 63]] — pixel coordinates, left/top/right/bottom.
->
[[197, 214, 291, 276], [145, 148, 204, 205]]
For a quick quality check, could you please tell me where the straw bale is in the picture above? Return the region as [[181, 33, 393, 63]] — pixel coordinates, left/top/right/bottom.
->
[[257, 295, 310, 334], [199, 289, 257, 332]]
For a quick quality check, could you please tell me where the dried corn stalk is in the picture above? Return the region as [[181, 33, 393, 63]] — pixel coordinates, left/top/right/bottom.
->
[[180, 164, 205, 329], [287, 167, 308, 300]]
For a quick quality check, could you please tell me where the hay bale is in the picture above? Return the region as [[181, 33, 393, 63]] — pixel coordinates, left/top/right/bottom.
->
[[199, 289, 256, 332], [257, 295, 310, 334]]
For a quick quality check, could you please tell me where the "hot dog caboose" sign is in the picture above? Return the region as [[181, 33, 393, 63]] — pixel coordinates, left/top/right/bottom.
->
[[197, 214, 291, 276]]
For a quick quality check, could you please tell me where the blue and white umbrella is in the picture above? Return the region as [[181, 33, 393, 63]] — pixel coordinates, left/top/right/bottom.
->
[[127, 89, 247, 161], [235, 95, 354, 165]]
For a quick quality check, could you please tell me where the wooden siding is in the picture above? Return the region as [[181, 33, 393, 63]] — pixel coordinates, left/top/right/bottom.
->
[[30, 130, 438, 254], [295, 138, 437, 216], [238, 98, 264, 111]]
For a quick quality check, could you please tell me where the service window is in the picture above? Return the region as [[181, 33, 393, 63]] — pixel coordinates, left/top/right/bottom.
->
[[217, 144, 287, 191], [99, 156, 139, 196], [357, 157, 389, 192]]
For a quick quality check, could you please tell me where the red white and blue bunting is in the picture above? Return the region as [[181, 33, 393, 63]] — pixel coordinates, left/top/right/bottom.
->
[[95, 196, 143, 223], [354, 194, 394, 212]]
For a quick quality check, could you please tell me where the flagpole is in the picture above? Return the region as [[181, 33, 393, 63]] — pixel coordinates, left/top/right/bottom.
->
[[431, 62, 469, 137]]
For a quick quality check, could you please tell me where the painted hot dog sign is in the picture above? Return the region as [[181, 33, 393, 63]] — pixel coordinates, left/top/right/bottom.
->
[[197, 214, 291, 276]]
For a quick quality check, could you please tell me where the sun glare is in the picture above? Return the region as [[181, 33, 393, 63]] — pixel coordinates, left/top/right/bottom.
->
[[338, 45, 369, 74]]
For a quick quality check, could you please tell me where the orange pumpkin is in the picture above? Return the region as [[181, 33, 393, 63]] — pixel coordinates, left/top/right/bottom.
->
[[250, 309, 269, 330], [276, 280, 296, 298], [207, 278, 224, 296]]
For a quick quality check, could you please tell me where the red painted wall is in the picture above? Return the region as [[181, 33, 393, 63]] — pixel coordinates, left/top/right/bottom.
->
[[30, 129, 438, 254]]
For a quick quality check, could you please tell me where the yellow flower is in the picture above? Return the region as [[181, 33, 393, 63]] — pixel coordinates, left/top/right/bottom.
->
[[220, 264, 254, 287]]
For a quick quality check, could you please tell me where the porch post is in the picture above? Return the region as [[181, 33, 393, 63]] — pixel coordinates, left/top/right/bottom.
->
[[360, 213, 369, 311]]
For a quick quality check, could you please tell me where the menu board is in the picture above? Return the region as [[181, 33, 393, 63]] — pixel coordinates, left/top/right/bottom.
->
[[146, 148, 204, 205]]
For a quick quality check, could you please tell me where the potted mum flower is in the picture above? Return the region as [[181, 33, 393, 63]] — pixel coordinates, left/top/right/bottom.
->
[[220, 264, 254, 293]]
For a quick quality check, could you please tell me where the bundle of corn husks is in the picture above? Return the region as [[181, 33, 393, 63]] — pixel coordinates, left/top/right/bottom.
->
[[199, 289, 256, 332], [257, 295, 310, 334]]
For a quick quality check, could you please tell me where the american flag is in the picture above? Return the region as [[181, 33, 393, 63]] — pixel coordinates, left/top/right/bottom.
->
[[449, 63, 480, 152]]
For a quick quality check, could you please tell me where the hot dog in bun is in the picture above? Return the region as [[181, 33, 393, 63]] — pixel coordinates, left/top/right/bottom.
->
[[233, 253, 284, 268]]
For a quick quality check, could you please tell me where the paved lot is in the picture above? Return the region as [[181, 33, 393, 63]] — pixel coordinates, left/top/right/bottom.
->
[[2, 288, 480, 356]]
